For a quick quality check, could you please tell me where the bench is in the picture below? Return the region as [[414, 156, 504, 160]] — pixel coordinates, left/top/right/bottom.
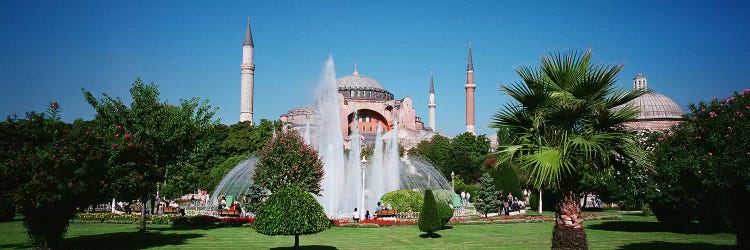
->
[[375, 209, 398, 218], [163, 207, 179, 214], [217, 209, 240, 217]]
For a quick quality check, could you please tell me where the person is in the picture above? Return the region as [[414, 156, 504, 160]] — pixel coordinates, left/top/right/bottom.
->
[[466, 192, 471, 205], [523, 189, 530, 205], [218, 195, 227, 210], [352, 208, 360, 223], [375, 202, 384, 211], [460, 191, 466, 206], [386, 203, 392, 210], [190, 195, 196, 207], [365, 210, 371, 220]]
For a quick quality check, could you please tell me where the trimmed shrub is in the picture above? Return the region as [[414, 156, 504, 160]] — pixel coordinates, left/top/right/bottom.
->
[[418, 189, 441, 237], [381, 189, 423, 212], [437, 202, 453, 228], [254, 186, 330, 247]]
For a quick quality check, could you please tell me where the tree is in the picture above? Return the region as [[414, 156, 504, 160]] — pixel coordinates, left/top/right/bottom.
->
[[84, 78, 217, 232], [491, 49, 646, 249], [649, 90, 750, 247], [254, 186, 330, 247], [253, 130, 324, 194], [489, 162, 522, 198], [437, 201, 454, 229], [418, 189, 441, 238], [0, 105, 110, 248], [474, 173, 501, 217], [409, 135, 453, 178]]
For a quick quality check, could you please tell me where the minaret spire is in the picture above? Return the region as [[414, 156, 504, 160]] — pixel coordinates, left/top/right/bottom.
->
[[428, 71, 437, 131], [465, 42, 476, 135], [240, 18, 256, 123], [243, 18, 254, 47], [467, 41, 473, 71], [353, 64, 359, 75]]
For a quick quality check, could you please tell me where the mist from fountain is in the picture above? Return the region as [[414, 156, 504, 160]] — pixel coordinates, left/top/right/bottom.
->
[[208, 157, 258, 208]]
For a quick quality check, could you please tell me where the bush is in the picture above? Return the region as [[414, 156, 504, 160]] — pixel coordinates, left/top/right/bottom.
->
[[418, 189, 441, 237], [431, 189, 453, 205], [437, 202, 453, 229], [380, 190, 423, 212], [254, 186, 330, 247], [171, 215, 217, 226]]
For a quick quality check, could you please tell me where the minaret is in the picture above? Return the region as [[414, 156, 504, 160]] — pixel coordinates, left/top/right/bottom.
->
[[428, 71, 436, 131], [240, 18, 255, 123], [633, 73, 647, 90], [465, 42, 476, 135]]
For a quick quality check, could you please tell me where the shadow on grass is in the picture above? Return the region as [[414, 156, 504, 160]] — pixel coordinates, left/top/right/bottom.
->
[[62, 231, 203, 249], [441, 225, 454, 230], [0, 243, 29, 249], [419, 232, 442, 238], [587, 221, 722, 234], [271, 245, 338, 250], [617, 241, 735, 250]]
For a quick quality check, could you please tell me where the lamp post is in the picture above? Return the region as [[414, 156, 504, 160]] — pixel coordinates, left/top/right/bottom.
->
[[451, 171, 455, 193], [361, 156, 367, 219]]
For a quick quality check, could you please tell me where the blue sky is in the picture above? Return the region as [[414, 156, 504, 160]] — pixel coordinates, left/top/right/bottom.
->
[[1, 0, 748, 137]]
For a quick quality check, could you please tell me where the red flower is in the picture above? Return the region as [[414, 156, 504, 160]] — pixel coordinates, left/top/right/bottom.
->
[[114, 133, 120, 138], [115, 125, 122, 130], [709, 111, 717, 118], [124, 133, 131, 139]]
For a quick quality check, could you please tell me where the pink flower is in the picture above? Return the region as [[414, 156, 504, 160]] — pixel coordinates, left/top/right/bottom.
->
[[726, 97, 735, 102], [114, 133, 120, 138], [124, 133, 131, 139], [115, 125, 122, 130], [111, 144, 117, 149], [708, 152, 713, 156], [709, 111, 717, 118]]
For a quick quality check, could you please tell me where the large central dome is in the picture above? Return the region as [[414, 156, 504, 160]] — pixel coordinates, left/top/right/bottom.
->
[[627, 92, 683, 120], [337, 67, 393, 101], [337, 72, 385, 90]]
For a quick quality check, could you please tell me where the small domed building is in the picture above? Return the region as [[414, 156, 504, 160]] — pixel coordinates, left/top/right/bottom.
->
[[619, 73, 684, 131]]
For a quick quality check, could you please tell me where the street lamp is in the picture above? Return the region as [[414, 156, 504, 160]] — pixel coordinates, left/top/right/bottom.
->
[[361, 156, 367, 219], [451, 171, 455, 193]]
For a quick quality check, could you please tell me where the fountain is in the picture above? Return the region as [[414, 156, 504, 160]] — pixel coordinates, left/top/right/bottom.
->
[[209, 56, 451, 217]]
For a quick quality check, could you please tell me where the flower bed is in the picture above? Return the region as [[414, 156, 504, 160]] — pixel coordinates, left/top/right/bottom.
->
[[73, 213, 255, 226]]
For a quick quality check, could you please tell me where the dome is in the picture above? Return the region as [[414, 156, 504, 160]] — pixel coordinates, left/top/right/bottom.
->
[[624, 92, 683, 120], [337, 74, 385, 90]]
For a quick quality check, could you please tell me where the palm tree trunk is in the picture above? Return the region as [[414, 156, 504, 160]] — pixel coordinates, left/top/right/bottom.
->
[[551, 190, 587, 250]]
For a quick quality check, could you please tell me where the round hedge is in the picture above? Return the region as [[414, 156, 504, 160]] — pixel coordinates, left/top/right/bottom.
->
[[380, 190, 423, 212], [254, 186, 330, 237]]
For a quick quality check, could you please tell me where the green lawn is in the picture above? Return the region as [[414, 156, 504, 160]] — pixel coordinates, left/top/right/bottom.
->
[[0, 214, 736, 249]]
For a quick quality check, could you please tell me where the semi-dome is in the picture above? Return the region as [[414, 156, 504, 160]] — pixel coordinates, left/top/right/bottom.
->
[[625, 91, 683, 120]]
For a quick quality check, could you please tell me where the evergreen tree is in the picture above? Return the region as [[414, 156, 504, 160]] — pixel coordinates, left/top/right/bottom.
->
[[475, 173, 501, 217], [418, 189, 441, 237], [254, 186, 330, 247]]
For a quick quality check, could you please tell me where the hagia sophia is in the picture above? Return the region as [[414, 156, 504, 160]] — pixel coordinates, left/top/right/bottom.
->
[[236, 20, 683, 149]]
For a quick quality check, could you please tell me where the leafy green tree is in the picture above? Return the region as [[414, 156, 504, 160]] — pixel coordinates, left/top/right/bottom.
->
[[242, 184, 268, 214], [254, 186, 330, 247], [650, 90, 750, 247], [490, 163, 522, 198], [84, 78, 217, 232], [418, 189, 441, 237], [491, 50, 645, 249], [253, 130, 324, 194], [0, 105, 110, 248], [220, 119, 281, 156], [475, 173, 501, 217], [450, 132, 490, 183], [409, 135, 453, 177]]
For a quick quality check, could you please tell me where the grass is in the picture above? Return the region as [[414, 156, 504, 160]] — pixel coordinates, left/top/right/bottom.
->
[[0, 213, 736, 249]]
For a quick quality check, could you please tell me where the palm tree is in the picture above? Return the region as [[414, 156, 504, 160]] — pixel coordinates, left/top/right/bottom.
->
[[491, 49, 646, 249]]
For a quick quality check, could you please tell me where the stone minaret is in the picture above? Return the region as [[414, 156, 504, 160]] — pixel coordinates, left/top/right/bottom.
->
[[633, 73, 647, 90], [239, 18, 255, 123], [428, 71, 436, 131], [465, 42, 476, 135]]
